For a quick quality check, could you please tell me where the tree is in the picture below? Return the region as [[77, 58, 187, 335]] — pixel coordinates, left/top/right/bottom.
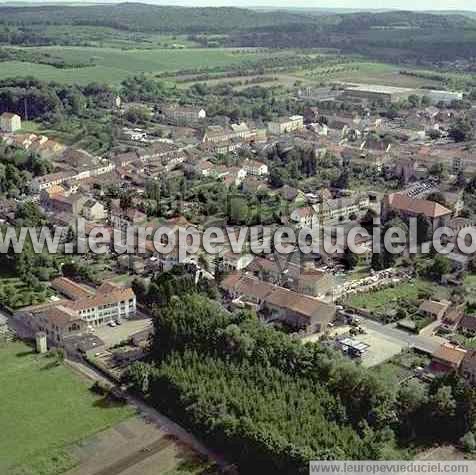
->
[[429, 164, 447, 181], [429, 255, 452, 279], [333, 169, 349, 189], [15, 201, 45, 226], [228, 197, 249, 225], [124, 105, 149, 124], [456, 170, 466, 189], [449, 118, 473, 143], [416, 214, 431, 244], [119, 191, 133, 215], [371, 252, 384, 271], [461, 431, 476, 453], [408, 94, 420, 108], [430, 385, 457, 420], [343, 247, 358, 270], [396, 381, 427, 439], [421, 96, 431, 107], [427, 129, 441, 140], [123, 361, 155, 394]]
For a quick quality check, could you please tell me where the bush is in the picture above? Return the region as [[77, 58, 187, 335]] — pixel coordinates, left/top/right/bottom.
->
[[461, 431, 476, 453]]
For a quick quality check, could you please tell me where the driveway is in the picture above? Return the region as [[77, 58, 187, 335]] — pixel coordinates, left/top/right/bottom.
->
[[359, 317, 445, 354], [94, 318, 153, 348]]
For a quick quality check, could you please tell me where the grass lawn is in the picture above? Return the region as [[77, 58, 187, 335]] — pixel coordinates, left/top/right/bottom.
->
[[346, 278, 450, 314], [0, 47, 267, 85], [464, 274, 476, 294], [0, 341, 134, 475]]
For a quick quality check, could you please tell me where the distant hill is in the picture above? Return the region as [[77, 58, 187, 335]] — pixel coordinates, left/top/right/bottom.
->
[[331, 10, 476, 32], [1, 4, 476, 63], [0, 3, 315, 33]]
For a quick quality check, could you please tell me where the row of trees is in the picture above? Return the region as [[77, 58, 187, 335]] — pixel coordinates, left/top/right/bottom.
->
[[122, 292, 476, 472]]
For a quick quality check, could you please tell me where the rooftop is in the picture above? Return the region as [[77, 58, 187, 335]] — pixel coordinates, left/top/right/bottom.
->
[[345, 84, 415, 95], [432, 343, 467, 366], [386, 193, 452, 219]]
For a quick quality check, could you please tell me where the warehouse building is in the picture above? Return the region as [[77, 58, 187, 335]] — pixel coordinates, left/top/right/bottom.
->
[[342, 84, 416, 104]]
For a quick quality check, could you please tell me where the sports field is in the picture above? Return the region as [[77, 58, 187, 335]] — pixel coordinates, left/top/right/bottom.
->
[[0, 47, 265, 85], [0, 341, 134, 475]]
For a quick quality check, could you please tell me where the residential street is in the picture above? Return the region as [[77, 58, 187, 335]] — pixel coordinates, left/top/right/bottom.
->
[[359, 317, 445, 354]]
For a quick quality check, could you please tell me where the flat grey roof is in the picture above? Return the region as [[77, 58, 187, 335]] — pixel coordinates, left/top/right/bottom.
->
[[345, 84, 416, 94]]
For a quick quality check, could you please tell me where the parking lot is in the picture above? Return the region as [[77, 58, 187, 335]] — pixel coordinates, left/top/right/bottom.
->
[[356, 328, 406, 367], [94, 318, 153, 348]]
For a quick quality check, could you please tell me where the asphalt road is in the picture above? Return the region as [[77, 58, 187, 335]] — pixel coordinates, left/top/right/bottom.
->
[[358, 317, 443, 354]]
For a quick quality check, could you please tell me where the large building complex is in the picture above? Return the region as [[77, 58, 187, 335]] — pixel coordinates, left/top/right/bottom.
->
[[14, 280, 137, 345], [342, 84, 463, 105]]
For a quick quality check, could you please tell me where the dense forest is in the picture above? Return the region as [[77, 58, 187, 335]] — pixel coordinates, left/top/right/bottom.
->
[[123, 274, 476, 473], [0, 4, 312, 35], [1, 5, 476, 62]]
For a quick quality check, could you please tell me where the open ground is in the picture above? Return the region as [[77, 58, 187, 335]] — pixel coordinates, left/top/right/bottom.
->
[[0, 47, 271, 85]]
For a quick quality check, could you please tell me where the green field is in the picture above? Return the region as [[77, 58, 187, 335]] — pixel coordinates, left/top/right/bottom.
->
[[0, 47, 266, 85], [298, 61, 446, 89], [346, 278, 450, 314], [40, 25, 200, 49], [0, 341, 134, 475]]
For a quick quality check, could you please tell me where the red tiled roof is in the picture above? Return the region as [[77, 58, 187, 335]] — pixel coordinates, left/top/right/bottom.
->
[[432, 343, 466, 366], [387, 193, 452, 218], [51, 277, 95, 300]]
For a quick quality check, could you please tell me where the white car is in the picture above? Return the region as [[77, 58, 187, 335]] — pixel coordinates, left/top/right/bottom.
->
[[108, 321, 117, 328]]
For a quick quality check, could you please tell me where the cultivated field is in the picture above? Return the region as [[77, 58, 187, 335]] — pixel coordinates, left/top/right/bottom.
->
[[346, 278, 450, 314], [298, 62, 446, 89], [0, 47, 268, 85], [0, 341, 134, 475]]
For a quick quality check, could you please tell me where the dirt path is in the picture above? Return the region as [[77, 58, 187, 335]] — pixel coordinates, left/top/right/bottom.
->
[[91, 438, 176, 475], [65, 359, 227, 469]]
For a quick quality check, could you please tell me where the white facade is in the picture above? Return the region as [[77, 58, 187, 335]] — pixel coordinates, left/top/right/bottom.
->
[[243, 160, 268, 176], [76, 295, 136, 326], [267, 115, 304, 135], [0, 113, 21, 132]]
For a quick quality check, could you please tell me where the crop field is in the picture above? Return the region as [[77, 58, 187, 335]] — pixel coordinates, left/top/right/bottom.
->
[[0, 341, 134, 475], [298, 61, 446, 88], [0, 47, 268, 85], [346, 278, 450, 314]]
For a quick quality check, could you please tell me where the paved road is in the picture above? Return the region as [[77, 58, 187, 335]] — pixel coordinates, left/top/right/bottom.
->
[[358, 317, 444, 354]]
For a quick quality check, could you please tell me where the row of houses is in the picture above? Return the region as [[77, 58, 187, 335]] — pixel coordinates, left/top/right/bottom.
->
[[221, 272, 336, 334], [1, 132, 65, 159], [431, 342, 476, 386], [291, 193, 371, 228], [222, 253, 335, 298], [193, 158, 269, 187], [31, 159, 115, 192]]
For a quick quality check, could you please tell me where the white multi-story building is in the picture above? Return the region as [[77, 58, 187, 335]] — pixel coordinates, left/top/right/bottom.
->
[[14, 282, 137, 345], [69, 282, 136, 326], [243, 159, 268, 176], [290, 206, 319, 229], [267, 115, 304, 135], [0, 112, 21, 132]]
